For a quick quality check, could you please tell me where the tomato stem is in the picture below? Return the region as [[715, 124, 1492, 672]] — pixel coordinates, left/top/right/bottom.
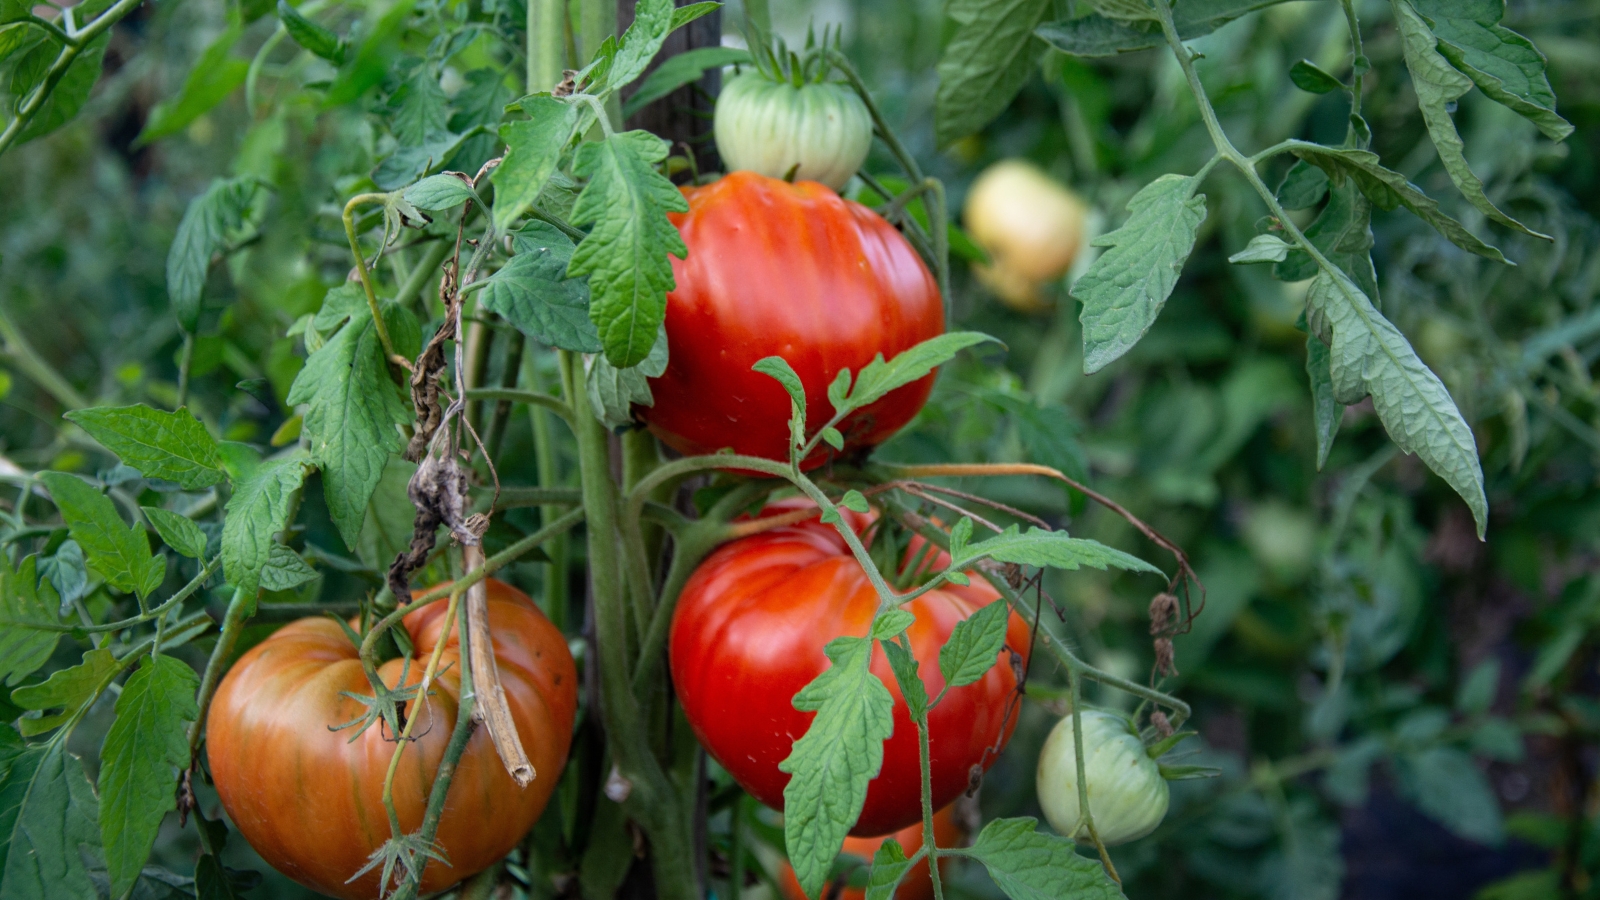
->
[[341, 193, 401, 364]]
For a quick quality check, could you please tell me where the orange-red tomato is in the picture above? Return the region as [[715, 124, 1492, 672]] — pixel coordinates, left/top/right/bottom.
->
[[206, 581, 577, 900], [670, 506, 1028, 836], [643, 171, 944, 467], [778, 804, 964, 900]]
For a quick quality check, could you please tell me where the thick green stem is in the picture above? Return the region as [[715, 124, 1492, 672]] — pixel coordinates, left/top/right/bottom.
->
[[463, 387, 571, 423], [566, 349, 699, 900], [186, 587, 251, 755], [529, 0, 568, 91]]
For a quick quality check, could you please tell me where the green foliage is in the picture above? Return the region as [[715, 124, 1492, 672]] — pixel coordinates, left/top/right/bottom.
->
[[491, 99, 579, 232], [954, 818, 1125, 899], [66, 405, 224, 490], [570, 130, 689, 367], [1074, 174, 1208, 373], [219, 450, 309, 601], [276, 0, 346, 64], [11, 647, 122, 737], [864, 839, 915, 900], [98, 655, 198, 899], [140, 508, 207, 560], [478, 226, 602, 353], [935, 0, 1052, 147], [39, 472, 164, 600], [165, 178, 263, 333], [937, 598, 1011, 689], [135, 25, 247, 146], [286, 292, 416, 549], [0, 557, 62, 687], [0, 740, 101, 899], [779, 635, 895, 899]]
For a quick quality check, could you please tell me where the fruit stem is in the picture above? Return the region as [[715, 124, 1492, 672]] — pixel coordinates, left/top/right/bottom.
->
[[1068, 664, 1121, 883], [342, 193, 401, 363]]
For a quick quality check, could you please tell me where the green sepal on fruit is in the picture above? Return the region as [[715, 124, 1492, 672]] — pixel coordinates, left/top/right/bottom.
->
[[1036, 709, 1171, 845], [713, 48, 872, 191]]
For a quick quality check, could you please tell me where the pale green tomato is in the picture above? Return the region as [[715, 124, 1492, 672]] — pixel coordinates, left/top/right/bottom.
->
[[713, 71, 872, 191], [1036, 710, 1169, 845]]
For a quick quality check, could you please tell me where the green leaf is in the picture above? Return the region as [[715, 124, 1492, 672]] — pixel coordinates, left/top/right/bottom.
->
[[623, 46, 749, 119], [286, 298, 415, 550], [607, 0, 676, 91], [586, 326, 669, 430], [166, 177, 263, 333], [0, 557, 63, 687], [39, 473, 163, 600], [141, 508, 207, 560], [13, 34, 106, 145], [865, 839, 915, 900], [136, 26, 248, 145], [752, 357, 806, 448], [1304, 269, 1488, 536], [0, 741, 101, 900], [669, 1, 720, 31], [1287, 142, 1508, 262], [1456, 658, 1500, 715], [1035, 0, 1291, 56], [277, 0, 346, 64], [934, 0, 1051, 147], [840, 490, 870, 514], [1229, 234, 1292, 264], [1409, 0, 1572, 141], [403, 173, 475, 211], [259, 544, 317, 592], [955, 817, 1124, 900], [355, 454, 417, 571], [37, 542, 85, 612], [372, 130, 469, 190], [98, 655, 199, 899], [1277, 160, 1329, 210], [1275, 180, 1381, 303], [570, 130, 688, 367], [1400, 746, 1503, 844], [65, 405, 224, 490], [220, 451, 310, 600], [1290, 59, 1343, 93], [1392, 0, 1547, 241], [870, 610, 915, 640], [11, 647, 123, 737], [779, 636, 896, 899], [839, 333, 1000, 415], [387, 66, 451, 146], [1074, 174, 1207, 373], [477, 236, 602, 353], [958, 526, 1163, 575], [938, 599, 1011, 690], [881, 638, 928, 719], [1306, 333, 1342, 471]]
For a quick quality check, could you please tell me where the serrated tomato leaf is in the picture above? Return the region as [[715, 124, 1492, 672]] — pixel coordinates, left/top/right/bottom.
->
[[491, 98, 579, 232], [935, 0, 1052, 147], [39, 473, 164, 600], [66, 405, 223, 490], [938, 599, 1011, 690], [477, 240, 602, 353], [957, 526, 1163, 576], [0, 556, 63, 687], [1074, 174, 1207, 374], [779, 636, 895, 899], [0, 741, 102, 900], [220, 451, 310, 601], [141, 508, 208, 560], [98, 655, 199, 899], [953, 817, 1124, 900]]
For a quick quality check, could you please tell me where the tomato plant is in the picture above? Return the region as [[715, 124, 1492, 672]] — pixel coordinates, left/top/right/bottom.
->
[[670, 505, 1028, 836], [644, 171, 945, 465], [208, 580, 577, 899], [0, 0, 1591, 897], [777, 802, 964, 900]]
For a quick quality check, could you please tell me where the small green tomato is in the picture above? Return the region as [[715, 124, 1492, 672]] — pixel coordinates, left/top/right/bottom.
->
[[1036, 710, 1170, 845], [713, 70, 872, 191]]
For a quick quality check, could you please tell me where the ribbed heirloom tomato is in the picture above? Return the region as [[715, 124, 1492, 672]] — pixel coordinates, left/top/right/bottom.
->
[[206, 581, 577, 900], [642, 171, 944, 466], [670, 506, 1029, 836]]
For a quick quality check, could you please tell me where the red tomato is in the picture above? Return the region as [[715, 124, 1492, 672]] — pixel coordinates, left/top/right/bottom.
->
[[778, 804, 964, 900], [643, 171, 944, 467], [670, 506, 1028, 836], [206, 580, 578, 900]]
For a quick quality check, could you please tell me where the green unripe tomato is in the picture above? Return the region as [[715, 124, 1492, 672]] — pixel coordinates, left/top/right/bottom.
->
[[1036, 710, 1169, 845], [713, 71, 872, 191]]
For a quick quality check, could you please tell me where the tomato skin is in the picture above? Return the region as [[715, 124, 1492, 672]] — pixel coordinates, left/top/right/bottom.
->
[[669, 509, 1028, 836], [643, 172, 944, 467], [714, 71, 873, 191], [206, 580, 578, 900], [1036, 710, 1169, 845], [777, 803, 963, 900], [963, 160, 1089, 313]]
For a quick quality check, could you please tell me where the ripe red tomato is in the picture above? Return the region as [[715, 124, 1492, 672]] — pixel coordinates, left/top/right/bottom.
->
[[670, 506, 1028, 836], [643, 171, 944, 467], [778, 803, 964, 900], [206, 580, 578, 900]]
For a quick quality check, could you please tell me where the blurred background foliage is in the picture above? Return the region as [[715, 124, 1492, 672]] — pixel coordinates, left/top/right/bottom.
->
[[1, 0, 1599, 897]]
